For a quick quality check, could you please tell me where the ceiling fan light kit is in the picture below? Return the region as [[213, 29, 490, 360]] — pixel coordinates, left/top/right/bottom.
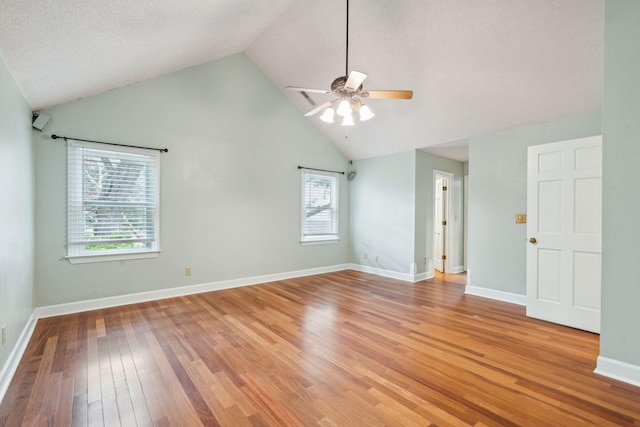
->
[[285, 0, 413, 126]]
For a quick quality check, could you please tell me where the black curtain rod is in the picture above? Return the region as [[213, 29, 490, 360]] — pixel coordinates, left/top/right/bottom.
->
[[298, 165, 344, 175], [51, 134, 168, 153]]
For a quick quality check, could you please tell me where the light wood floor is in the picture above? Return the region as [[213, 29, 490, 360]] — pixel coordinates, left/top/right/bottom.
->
[[1, 270, 639, 426]]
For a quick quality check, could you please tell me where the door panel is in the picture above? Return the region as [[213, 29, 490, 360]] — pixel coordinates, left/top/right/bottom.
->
[[538, 181, 562, 233], [526, 135, 602, 333], [573, 252, 601, 310], [537, 249, 561, 302], [574, 178, 601, 235]]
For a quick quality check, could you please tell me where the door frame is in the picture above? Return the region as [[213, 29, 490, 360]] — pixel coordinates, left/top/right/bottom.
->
[[433, 170, 454, 274]]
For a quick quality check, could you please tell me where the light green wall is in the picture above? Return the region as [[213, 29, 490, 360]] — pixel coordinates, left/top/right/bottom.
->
[[0, 55, 35, 374], [600, 0, 640, 366], [468, 111, 601, 294], [350, 150, 464, 277], [415, 151, 465, 274], [35, 53, 350, 306], [350, 151, 416, 274]]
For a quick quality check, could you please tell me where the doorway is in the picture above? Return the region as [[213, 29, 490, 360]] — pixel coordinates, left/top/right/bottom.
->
[[433, 170, 454, 274]]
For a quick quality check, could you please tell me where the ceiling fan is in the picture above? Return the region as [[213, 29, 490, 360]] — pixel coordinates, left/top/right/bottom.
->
[[285, 0, 413, 125]]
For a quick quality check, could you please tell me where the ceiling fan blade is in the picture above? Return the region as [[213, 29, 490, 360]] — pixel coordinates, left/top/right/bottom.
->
[[304, 100, 335, 117], [344, 71, 367, 91], [285, 86, 331, 94], [361, 90, 414, 99]]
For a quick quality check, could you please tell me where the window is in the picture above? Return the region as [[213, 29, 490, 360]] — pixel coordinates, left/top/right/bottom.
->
[[301, 169, 339, 243], [67, 141, 160, 263]]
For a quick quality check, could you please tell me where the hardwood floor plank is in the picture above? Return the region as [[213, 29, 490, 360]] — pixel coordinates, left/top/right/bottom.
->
[[121, 320, 165, 424], [144, 332, 203, 426], [213, 371, 257, 417], [118, 337, 153, 427], [86, 326, 101, 406], [54, 376, 75, 427], [98, 333, 120, 426], [20, 335, 58, 427], [70, 393, 88, 427], [2, 270, 640, 426], [240, 374, 304, 426]]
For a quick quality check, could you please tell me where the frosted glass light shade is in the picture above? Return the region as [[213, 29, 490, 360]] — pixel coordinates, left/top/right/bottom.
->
[[341, 113, 355, 126], [320, 107, 335, 123], [359, 104, 375, 121], [336, 99, 352, 117]]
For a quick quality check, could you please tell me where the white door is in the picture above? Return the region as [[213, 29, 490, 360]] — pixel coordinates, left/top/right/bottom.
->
[[526, 135, 602, 333], [434, 177, 444, 272]]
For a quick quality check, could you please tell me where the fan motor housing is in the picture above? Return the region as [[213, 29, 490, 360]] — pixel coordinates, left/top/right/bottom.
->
[[331, 76, 362, 93]]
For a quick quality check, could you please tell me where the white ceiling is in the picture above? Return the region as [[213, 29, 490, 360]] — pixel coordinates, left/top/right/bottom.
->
[[0, 0, 604, 161]]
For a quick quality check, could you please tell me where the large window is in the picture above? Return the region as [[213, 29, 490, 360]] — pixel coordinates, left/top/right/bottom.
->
[[301, 169, 339, 243], [67, 141, 160, 263]]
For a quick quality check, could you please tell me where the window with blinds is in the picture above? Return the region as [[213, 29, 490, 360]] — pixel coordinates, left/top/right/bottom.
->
[[301, 169, 339, 243], [67, 141, 160, 261]]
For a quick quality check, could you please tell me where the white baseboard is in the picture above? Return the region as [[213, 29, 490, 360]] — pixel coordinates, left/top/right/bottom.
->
[[451, 265, 466, 274], [349, 263, 429, 283], [594, 356, 640, 388], [0, 314, 37, 403], [414, 271, 433, 282], [464, 285, 526, 306], [34, 263, 351, 319]]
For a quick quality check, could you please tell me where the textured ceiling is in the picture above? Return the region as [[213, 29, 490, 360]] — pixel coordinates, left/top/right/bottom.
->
[[0, 0, 604, 161], [0, 0, 296, 109]]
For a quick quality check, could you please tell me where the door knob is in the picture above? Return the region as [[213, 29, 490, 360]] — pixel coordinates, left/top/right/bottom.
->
[[529, 237, 537, 244]]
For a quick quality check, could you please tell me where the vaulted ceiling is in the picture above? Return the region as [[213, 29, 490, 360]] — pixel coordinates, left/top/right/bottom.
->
[[0, 0, 604, 161]]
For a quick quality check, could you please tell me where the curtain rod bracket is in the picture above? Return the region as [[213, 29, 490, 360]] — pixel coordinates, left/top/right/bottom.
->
[[51, 134, 168, 153]]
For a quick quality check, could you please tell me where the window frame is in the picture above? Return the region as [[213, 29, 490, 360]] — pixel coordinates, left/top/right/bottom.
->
[[66, 141, 161, 264], [300, 169, 340, 244]]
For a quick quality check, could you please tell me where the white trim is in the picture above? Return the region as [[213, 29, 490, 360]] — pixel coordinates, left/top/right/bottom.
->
[[67, 250, 161, 264], [349, 263, 428, 283], [464, 285, 526, 306], [594, 356, 640, 388], [300, 169, 339, 243], [300, 238, 340, 246], [34, 264, 351, 319], [433, 169, 455, 274], [451, 265, 465, 274], [0, 314, 37, 403], [463, 174, 468, 272], [67, 140, 161, 260], [414, 272, 432, 282]]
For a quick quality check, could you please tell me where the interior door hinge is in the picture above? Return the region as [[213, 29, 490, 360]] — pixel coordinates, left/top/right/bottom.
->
[[442, 255, 446, 260], [442, 186, 447, 191], [442, 220, 447, 226]]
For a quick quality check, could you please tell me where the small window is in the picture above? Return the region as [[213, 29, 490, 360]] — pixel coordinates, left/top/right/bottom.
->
[[67, 141, 160, 263], [301, 169, 339, 243]]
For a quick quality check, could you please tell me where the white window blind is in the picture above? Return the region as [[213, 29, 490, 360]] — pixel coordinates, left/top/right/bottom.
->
[[301, 170, 339, 242], [67, 141, 160, 259]]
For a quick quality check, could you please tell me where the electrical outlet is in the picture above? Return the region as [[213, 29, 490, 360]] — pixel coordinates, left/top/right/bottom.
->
[[2, 325, 6, 345], [375, 255, 379, 262], [423, 256, 427, 265], [184, 267, 192, 277], [364, 253, 368, 259]]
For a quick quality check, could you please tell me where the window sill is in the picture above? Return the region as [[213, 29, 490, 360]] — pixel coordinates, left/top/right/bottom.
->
[[66, 250, 161, 264], [300, 238, 340, 246]]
